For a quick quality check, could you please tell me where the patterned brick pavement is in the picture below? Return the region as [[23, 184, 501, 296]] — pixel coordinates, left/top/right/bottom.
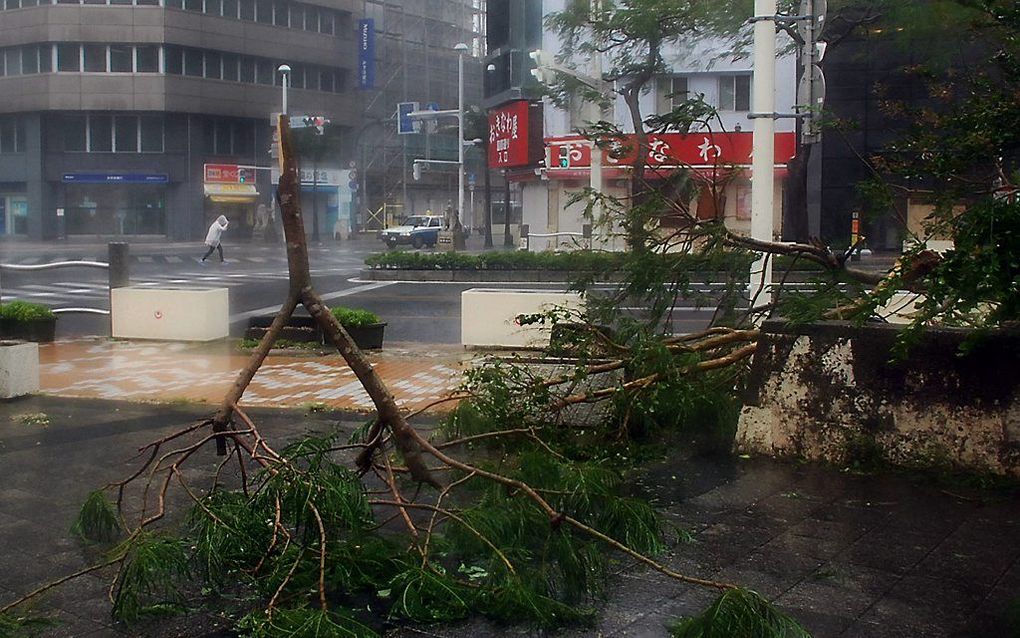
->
[[38, 339, 469, 413]]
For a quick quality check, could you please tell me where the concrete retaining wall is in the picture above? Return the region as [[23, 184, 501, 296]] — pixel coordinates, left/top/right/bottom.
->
[[736, 321, 1020, 477]]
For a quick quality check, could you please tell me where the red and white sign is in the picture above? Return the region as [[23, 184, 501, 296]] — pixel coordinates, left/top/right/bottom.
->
[[546, 131, 797, 170], [204, 163, 242, 183], [489, 101, 532, 168]]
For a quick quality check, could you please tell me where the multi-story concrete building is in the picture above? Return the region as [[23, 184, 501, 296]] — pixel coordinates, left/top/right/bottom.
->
[[0, 0, 360, 241], [357, 0, 485, 231]]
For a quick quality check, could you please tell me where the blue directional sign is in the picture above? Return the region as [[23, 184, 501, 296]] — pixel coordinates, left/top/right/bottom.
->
[[62, 173, 169, 184], [397, 101, 420, 135]]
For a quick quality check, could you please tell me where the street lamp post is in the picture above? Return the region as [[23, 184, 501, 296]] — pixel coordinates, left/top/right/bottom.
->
[[455, 42, 469, 232], [749, 0, 776, 320], [277, 64, 291, 115]]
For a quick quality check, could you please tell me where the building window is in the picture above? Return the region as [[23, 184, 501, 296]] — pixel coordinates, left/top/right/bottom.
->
[[140, 116, 164, 152], [63, 115, 164, 153], [21, 46, 38, 74], [57, 43, 80, 72], [64, 116, 87, 151], [184, 0, 201, 11], [136, 45, 159, 72], [165, 45, 183, 74], [110, 45, 132, 72], [238, 0, 253, 20], [656, 76, 689, 114], [114, 115, 138, 152], [205, 50, 222, 79], [222, 53, 239, 81], [273, 1, 288, 26], [255, 0, 271, 23], [289, 3, 303, 29], [718, 74, 751, 111], [0, 117, 25, 153], [83, 44, 106, 72], [184, 48, 203, 76], [222, 0, 237, 18]]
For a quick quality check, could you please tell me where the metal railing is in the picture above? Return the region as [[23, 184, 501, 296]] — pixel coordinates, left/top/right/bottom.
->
[[0, 243, 130, 316], [519, 224, 593, 252]]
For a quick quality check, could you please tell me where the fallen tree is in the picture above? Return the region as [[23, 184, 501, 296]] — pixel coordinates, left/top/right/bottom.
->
[[0, 117, 814, 638]]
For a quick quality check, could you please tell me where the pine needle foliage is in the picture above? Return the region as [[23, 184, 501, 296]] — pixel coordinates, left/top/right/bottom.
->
[[70, 489, 122, 543], [236, 607, 379, 638], [111, 533, 192, 622], [0, 611, 52, 638], [669, 588, 812, 638]]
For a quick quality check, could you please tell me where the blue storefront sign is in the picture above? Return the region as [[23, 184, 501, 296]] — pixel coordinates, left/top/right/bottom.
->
[[62, 173, 169, 184], [358, 19, 375, 89]]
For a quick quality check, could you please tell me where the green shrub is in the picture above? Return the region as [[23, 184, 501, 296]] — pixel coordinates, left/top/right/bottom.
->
[[363, 250, 768, 272], [0, 300, 55, 321], [331, 306, 381, 327]]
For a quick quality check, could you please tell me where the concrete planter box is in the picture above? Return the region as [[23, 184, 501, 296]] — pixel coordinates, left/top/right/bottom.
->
[[461, 289, 584, 349], [0, 340, 40, 399], [0, 317, 57, 343], [111, 286, 229, 341], [344, 323, 386, 350], [737, 321, 1020, 477]]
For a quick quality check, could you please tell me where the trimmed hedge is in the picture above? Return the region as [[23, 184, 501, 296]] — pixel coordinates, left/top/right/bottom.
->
[[0, 300, 56, 321], [363, 250, 779, 272], [330, 306, 382, 328]]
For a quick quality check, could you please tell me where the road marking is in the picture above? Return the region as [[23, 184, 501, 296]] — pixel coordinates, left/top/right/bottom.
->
[[165, 256, 182, 263], [229, 281, 396, 323]]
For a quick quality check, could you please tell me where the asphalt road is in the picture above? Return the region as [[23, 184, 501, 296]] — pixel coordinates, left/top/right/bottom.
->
[[0, 236, 717, 343]]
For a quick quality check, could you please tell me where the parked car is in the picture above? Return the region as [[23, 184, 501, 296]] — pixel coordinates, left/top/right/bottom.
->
[[379, 215, 444, 249]]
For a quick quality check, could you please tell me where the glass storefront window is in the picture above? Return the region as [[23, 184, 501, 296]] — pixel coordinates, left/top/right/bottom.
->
[[64, 185, 166, 236]]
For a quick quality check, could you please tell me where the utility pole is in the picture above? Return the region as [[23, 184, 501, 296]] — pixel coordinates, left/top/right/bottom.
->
[[749, 0, 777, 319]]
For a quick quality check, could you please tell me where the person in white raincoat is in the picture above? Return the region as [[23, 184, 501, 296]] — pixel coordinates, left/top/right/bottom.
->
[[201, 215, 229, 263]]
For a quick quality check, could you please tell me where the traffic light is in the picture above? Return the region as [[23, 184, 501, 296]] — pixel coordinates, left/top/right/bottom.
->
[[301, 116, 329, 134], [238, 168, 250, 183], [557, 145, 570, 168], [412, 162, 422, 181]]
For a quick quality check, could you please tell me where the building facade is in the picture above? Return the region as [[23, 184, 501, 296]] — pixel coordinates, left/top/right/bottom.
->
[[482, 0, 799, 250], [0, 0, 359, 241], [356, 0, 486, 231]]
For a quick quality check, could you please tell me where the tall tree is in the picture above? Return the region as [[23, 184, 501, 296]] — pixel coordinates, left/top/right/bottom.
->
[[547, 0, 749, 249]]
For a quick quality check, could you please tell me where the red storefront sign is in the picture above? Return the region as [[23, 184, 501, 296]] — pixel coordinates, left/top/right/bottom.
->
[[546, 131, 797, 169], [204, 163, 241, 183], [488, 101, 534, 168]]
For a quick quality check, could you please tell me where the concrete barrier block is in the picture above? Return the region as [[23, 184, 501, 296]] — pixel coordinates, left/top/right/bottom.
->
[[0, 340, 40, 398], [461, 289, 584, 348], [112, 286, 229, 341]]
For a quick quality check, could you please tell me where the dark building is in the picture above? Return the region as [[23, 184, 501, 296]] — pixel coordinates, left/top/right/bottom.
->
[[0, 0, 359, 241]]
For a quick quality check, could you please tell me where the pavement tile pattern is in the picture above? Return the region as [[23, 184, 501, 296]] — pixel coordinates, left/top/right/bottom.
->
[[38, 339, 466, 412]]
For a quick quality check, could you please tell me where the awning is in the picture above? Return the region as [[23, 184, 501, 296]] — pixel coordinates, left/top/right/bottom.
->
[[204, 183, 258, 203]]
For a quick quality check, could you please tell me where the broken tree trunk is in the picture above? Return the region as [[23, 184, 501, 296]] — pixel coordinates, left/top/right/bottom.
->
[[210, 116, 437, 486]]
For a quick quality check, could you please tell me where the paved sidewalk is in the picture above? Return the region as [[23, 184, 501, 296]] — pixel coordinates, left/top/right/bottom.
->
[[0, 396, 1017, 638], [38, 339, 471, 413]]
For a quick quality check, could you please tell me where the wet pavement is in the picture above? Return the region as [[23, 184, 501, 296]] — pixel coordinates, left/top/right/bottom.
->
[[38, 338, 470, 413], [1, 340, 1019, 637]]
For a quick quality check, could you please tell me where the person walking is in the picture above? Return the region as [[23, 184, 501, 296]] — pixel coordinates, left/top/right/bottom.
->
[[201, 214, 229, 263]]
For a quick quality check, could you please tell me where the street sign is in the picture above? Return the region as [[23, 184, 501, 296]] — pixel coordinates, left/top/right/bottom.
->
[[798, 64, 826, 144], [798, 0, 826, 42], [397, 102, 420, 134]]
